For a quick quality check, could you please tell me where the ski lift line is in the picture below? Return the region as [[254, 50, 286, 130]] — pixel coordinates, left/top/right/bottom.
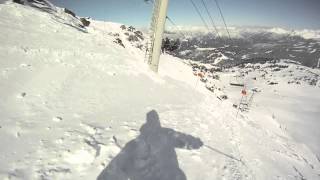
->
[[189, 0, 210, 31], [212, 0, 231, 40], [166, 16, 186, 38], [204, 145, 243, 163], [200, 0, 221, 39], [166, 16, 177, 26]]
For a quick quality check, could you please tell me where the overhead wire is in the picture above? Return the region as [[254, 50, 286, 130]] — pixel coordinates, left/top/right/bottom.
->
[[146, 0, 218, 38], [200, 0, 221, 39], [145, 0, 231, 42], [166, 16, 186, 38], [212, 0, 231, 40], [189, 0, 210, 31]]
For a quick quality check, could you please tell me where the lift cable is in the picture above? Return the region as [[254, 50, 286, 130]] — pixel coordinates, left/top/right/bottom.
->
[[212, 0, 231, 40], [189, 0, 210, 31], [200, 0, 221, 39]]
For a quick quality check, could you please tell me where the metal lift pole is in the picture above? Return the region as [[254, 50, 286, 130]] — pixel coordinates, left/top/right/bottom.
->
[[147, 0, 169, 73]]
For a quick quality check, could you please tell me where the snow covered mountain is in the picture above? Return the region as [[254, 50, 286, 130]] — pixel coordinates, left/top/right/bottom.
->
[[167, 25, 320, 40], [165, 26, 320, 67], [0, 1, 320, 180]]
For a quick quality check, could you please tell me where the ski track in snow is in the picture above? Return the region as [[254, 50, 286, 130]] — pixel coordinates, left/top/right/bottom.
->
[[0, 2, 320, 180]]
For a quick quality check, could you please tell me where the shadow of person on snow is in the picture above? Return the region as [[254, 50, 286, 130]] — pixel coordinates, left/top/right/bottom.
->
[[97, 110, 203, 180]]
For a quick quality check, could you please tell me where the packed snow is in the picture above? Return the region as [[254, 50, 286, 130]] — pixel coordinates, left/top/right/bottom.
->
[[0, 2, 320, 180]]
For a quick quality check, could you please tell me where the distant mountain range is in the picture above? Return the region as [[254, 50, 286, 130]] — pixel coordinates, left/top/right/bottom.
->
[[163, 26, 320, 68]]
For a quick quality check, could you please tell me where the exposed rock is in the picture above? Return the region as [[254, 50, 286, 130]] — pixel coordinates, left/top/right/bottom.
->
[[80, 17, 90, 27], [113, 38, 125, 48], [268, 82, 278, 85], [134, 31, 144, 40], [218, 95, 228, 100], [136, 44, 144, 50], [120, 25, 126, 30], [127, 26, 135, 32], [13, 0, 24, 4], [17, 92, 27, 99], [109, 32, 119, 37], [206, 85, 215, 92], [53, 116, 63, 122], [128, 35, 139, 42], [63, 8, 76, 17]]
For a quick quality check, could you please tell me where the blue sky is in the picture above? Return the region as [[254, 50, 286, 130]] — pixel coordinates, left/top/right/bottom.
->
[[50, 0, 320, 29]]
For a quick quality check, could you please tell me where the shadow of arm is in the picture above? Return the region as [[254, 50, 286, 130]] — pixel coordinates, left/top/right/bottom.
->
[[167, 129, 203, 150]]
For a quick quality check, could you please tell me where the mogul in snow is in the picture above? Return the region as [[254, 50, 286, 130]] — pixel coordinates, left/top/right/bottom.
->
[[97, 110, 203, 180]]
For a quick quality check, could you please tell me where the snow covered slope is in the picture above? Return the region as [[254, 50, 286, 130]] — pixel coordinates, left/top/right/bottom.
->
[[190, 59, 320, 161], [0, 2, 320, 180]]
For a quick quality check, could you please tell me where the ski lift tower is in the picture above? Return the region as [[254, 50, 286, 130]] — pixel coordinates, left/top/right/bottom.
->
[[146, 0, 169, 73]]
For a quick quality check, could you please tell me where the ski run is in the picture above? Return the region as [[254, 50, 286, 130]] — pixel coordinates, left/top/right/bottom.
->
[[0, 2, 320, 180]]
